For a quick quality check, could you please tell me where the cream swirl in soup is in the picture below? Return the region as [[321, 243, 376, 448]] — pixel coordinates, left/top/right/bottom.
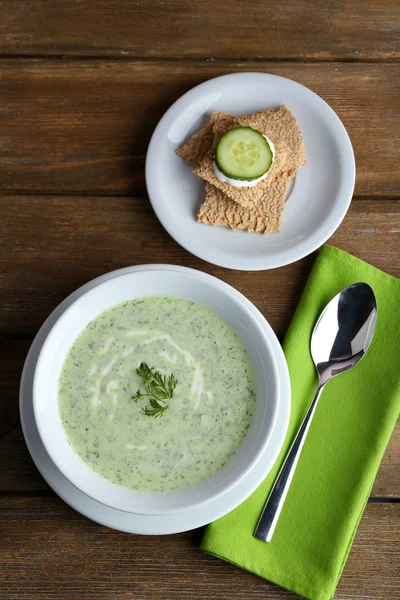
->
[[59, 297, 255, 492]]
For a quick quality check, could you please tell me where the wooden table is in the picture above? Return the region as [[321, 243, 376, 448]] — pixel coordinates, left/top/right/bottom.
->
[[0, 2, 399, 598]]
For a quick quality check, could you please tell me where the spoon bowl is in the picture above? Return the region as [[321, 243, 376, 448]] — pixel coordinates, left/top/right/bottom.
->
[[311, 283, 377, 385]]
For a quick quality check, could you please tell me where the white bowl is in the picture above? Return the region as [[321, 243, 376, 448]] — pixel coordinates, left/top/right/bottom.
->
[[33, 266, 281, 515]]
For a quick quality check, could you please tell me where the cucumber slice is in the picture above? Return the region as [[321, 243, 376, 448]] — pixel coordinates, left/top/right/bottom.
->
[[215, 127, 273, 181]]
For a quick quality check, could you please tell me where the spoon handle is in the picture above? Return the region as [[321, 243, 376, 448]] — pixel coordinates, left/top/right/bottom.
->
[[254, 384, 325, 542]]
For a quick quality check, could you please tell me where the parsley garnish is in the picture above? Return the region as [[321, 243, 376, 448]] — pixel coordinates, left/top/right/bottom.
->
[[132, 362, 178, 418]]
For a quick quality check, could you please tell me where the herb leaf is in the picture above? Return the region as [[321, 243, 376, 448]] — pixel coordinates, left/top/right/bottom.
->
[[151, 370, 179, 400], [132, 362, 178, 418], [136, 362, 154, 382], [142, 398, 168, 419]]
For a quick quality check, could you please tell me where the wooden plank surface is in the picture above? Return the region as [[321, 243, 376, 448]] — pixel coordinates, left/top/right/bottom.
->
[[0, 61, 398, 197], [0, 497, 398, 600], [1, 195, 399, 336], [0, 2, 399, 598], [0, 0, 398, 60]]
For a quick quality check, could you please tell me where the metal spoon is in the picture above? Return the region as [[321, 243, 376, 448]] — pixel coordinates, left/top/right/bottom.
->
[[254, 282, 377, 543]]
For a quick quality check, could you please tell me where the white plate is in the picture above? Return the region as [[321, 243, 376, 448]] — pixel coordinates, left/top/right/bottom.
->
[[20, 265, 291, 535], [146, 72, 355, 271]]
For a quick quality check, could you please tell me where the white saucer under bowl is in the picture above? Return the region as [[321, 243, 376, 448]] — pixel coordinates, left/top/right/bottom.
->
[[20, 265, 291, 535], [146, 72, 355, 271]]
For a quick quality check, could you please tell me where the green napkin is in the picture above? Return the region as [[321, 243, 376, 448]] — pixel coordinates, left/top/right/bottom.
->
[[201, 245, 400, 600]]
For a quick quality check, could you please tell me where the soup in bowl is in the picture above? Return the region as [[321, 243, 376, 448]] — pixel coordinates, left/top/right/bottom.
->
[[33, 267, 280, 515]]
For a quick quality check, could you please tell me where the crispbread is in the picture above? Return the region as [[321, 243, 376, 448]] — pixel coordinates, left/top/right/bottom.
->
[[245, 106, 306, 167], [198, 172, 295, 234], [176, 111, 236, 166], [176, 104, 305, 233], [193, 111, 299, 209]]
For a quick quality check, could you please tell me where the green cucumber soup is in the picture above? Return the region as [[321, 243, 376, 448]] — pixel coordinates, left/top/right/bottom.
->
[[59, 297, 255, 492]]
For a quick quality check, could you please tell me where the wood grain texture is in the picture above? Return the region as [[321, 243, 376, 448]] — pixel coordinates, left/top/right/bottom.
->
[[0, 336, 26, 436], [0, 497, 398, 600], [0, 61, 398, 197], [1, 195, 399, 336], [0, 0, 398, 60], [0, 1, 399, 598]]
